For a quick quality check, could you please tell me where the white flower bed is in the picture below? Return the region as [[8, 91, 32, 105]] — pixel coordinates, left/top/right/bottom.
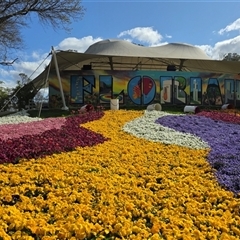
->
[[0, 112, 42, 125], [122, 110, 209, 149]]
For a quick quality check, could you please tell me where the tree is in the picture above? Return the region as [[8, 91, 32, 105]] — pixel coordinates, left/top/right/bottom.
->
[[0, 81, 11, 111], [10, 73, 39, 110], [0, 0, 85, 62], [222, 53, 240, 61], [18, 73, 31, 87]]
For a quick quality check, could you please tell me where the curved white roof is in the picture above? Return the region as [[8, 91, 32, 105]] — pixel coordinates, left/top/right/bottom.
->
[[85, 39, 211, 60]]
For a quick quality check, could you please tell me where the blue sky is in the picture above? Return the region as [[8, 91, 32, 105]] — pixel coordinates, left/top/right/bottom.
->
[[1, 1, 240, 88]]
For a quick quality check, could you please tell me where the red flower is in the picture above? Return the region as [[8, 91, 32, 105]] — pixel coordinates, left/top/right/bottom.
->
[[86, 104, 94, 112]]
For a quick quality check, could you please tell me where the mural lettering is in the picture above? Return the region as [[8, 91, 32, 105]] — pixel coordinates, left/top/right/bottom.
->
[[70, 75, 95, 104], [204, 78, 222, 105], [160, 76, 187, 104], [99, 75, 113, 103], [49, 70, 240, 108], [128, 76, 156, 105], [190, 77, 202, 104]]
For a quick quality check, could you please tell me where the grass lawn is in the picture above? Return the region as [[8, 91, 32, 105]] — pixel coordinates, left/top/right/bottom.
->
[[27, 105, 211, 118]]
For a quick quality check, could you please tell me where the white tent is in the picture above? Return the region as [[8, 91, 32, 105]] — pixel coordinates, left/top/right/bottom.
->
[[31, 39, 240, 91], [85, 39, 211, 60]]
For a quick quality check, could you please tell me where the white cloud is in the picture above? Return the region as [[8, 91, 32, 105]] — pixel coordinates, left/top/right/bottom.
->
[[165, 34, 172, 39], [196, 44, 214, 58], [214, 36, 240, 58], [0, 68, 10, 78], [57, 36, 103, 52], [117, 27, 163, 45], [202, 35, 240, 60], [15, 61, 48, 79], [0, 54, 51, 88], [32, 51, 44, 60], [218, 18, 240, 35]]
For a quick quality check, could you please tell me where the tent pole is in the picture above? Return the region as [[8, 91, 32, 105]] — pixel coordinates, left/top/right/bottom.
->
[[38, 57, 52, 118], [51, 46, 69, 110], [179, 59, 185, 71]]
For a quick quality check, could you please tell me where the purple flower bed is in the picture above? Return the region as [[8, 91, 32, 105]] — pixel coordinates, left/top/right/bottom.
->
[[156, 114, 240, 194], [0, 112, 108, 164]]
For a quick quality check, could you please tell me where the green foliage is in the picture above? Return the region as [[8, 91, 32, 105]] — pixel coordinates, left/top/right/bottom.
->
[[5, 74, 41, 111], [28, 109, 71, 118], [222, 53, 240, 61], [12, 84, 38, 111], [0, 82, 10, 111]]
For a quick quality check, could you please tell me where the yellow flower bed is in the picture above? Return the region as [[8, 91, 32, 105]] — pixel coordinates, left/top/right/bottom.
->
[[0, 110, 239, 239]]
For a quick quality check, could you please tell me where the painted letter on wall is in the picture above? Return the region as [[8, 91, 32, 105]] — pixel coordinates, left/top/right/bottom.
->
[[70, 75, 95, 104], [128, 75, 156, 105]]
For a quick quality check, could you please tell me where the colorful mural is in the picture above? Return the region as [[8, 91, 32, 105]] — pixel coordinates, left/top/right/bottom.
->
[[48, 70, 240, 108]]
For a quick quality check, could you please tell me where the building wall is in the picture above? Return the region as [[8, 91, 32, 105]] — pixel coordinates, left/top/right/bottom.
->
[[49, 70, 240, 108]]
